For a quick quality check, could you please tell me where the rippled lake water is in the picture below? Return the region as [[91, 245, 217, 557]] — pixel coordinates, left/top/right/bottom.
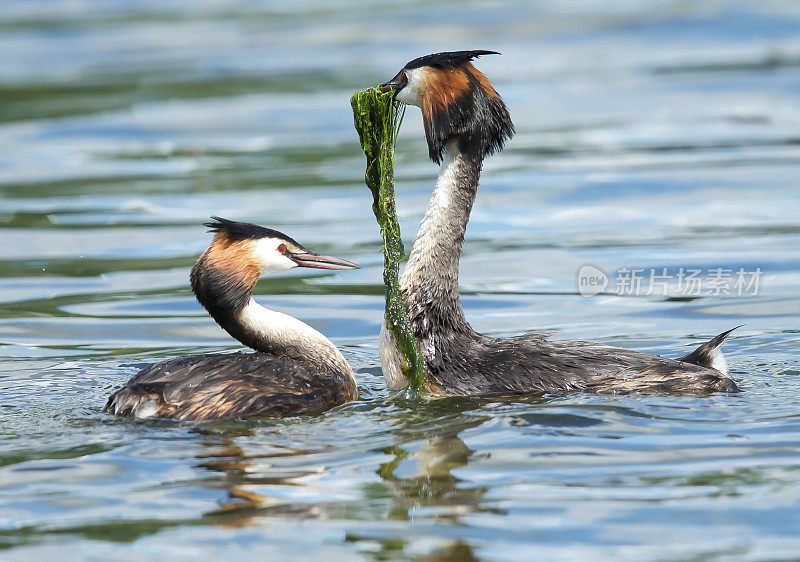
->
[[2, 1, 800, 560]]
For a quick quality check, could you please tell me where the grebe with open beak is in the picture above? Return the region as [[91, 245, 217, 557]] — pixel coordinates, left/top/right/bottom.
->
[[105, 217, 359, 420], [378, 50, 739, 396]]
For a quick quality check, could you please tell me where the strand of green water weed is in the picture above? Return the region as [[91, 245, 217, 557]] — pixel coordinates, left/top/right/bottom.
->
[[351, 88, 426, 392]]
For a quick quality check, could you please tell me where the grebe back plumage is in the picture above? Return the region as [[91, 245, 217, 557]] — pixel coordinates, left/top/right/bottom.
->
[[105, 217, 359, 420], [378, 51, 739, 396]]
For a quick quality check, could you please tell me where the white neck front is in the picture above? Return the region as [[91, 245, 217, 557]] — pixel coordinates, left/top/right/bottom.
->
[[236, 298, 355, 382], [399, 143, 481, 328], [403, 148, 459, 281]]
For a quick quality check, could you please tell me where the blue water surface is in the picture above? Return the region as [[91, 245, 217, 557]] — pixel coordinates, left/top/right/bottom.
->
[[1, 1, 799, 560]]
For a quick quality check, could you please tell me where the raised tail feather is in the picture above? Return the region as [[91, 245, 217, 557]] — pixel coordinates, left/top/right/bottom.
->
[[678, 325, 742, 375]]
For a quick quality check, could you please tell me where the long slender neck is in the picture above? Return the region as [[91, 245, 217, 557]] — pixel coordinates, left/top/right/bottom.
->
[[191, 261, 354, 380], [400, 141, 483, 334]]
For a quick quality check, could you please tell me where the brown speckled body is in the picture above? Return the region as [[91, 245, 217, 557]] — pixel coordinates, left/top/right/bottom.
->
[[105, 352, 357, 421], [411, 329, 737, 397]]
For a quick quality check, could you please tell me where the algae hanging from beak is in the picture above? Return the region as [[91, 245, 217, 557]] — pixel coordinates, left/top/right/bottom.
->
[[351, 87, 428, 392]]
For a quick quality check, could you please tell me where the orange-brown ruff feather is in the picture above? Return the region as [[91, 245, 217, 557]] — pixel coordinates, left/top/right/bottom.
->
[[419, 62, 501, 118], [201, 234, 260, 290], [467, 62, 501, 100], [419, 65, 470, 124]]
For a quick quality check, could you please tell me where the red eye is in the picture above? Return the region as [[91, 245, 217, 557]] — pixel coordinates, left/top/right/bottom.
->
[[401, 72, 408, 85], [277, 243, 286, 254]]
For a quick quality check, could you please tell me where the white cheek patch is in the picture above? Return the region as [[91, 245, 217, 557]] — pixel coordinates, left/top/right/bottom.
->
[[254, 237, 297, 275], [396, 67, 426, 107]]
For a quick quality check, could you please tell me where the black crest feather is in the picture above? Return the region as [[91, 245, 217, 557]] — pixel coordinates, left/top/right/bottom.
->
[[204, 216, 301, 246], [404, 50, 500, 70]]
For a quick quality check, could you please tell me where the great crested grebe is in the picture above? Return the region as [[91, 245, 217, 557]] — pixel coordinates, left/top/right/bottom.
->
[[377, 50, 739, 396], [105, 217, 359, 420]]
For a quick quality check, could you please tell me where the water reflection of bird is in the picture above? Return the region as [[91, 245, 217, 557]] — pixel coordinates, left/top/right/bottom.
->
[[193, 435, 332, 526], [105, 217, 359, 420], [378, 51, 739, 396]]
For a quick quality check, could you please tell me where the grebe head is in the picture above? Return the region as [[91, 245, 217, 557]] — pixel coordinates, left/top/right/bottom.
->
[[191, 217, 358, 314], [203, 216, 358, 274], [380, 50, 515, 164]]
